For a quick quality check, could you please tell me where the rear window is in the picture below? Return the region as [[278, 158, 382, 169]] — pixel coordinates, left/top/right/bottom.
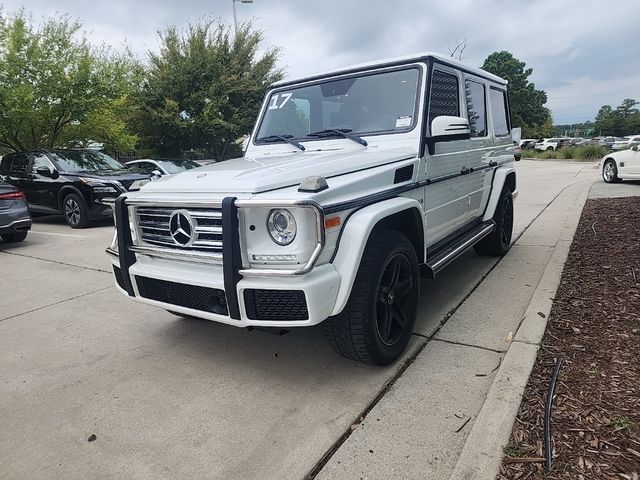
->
[[489, 88, 510, 137]]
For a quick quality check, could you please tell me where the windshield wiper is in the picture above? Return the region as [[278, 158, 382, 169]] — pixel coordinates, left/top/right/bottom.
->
[[307, 128, 367, 147], [256, 134, 305, 151]]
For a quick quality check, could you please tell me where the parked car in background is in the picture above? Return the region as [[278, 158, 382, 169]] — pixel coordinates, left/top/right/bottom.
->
[[611, 135, 640, 151], [126, 159, 201, 176], [568, 137, 586, 146], [598, 136, 623, 150], [534, 137, 568, 151], [519, 139, 538, 149], [0, 180, 31, 242], [0, 149, 153, 228]]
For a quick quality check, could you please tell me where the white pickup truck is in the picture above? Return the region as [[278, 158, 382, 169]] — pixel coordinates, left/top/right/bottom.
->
[[107, 52, 518, 365]]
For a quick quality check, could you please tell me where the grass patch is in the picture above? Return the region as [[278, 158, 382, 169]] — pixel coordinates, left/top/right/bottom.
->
[[521, 145, 608, 161], [611, 416, 633, 430]]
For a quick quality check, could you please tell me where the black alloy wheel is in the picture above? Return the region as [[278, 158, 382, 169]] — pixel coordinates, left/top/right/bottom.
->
[[474, 187, 514, 257], [375, 253, 415, 346]]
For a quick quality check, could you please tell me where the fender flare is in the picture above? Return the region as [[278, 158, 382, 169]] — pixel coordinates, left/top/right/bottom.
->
[[57, 185, 86, 211], [482, 166, 517, 222], [330, 196, 424, 316]]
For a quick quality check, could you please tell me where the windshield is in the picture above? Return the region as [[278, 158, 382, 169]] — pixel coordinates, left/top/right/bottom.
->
[[157, 159, 200, 174], [50, 150, 123, 172], [255, 67, 421, 143]]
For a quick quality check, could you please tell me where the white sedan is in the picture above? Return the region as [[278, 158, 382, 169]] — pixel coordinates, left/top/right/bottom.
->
[[611, 135, 640, 151], [125, 158, 201, 176], [602, 146, 640, 183]]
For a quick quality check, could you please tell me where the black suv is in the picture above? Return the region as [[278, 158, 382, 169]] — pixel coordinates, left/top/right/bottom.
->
[[0, 149, 152, 228]]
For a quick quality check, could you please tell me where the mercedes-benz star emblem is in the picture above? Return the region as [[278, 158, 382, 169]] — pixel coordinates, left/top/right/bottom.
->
[[169, 210, 195, 246]]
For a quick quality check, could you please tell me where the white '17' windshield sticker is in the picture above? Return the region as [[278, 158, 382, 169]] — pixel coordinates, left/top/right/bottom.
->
[[268, 93, 293, 110], [396, 116, 412, 128]]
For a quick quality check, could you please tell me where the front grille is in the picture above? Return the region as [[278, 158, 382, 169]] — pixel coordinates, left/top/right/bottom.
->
[[243, 289, 309, 321], [135, 207, 223, 252], [135, 276, 229, 316], [113, 265, 126, 290]]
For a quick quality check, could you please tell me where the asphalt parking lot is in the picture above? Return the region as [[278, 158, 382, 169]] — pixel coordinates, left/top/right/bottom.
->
[[0, 160, 608, 479]]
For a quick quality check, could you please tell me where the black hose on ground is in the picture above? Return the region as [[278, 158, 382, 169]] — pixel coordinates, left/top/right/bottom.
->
[[544, 356, 564, 471]]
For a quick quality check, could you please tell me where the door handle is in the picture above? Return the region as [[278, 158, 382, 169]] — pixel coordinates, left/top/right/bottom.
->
[[460, 167, 469, 174]]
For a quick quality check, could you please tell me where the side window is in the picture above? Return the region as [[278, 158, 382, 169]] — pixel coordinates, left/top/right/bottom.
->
[[0, 155, 13, 174], [10, 153, 29, 173], [429, 70, 460, 127], [32, 153, 53, 172], [465, 80, 487, 137], [490, 88, 510, 137], [132, 162, 157, 174]]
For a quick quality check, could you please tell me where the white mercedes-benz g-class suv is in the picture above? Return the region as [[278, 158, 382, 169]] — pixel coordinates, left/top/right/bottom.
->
[[107, 52, 517, 365]]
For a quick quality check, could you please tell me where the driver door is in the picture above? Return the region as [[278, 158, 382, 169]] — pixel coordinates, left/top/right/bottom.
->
[[423, 67, 470, 246]]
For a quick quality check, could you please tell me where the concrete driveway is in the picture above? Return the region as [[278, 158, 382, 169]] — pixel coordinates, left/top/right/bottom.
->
[[0, 160, 603, 480]]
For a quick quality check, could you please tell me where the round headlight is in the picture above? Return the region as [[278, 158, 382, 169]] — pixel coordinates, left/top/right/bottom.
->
[[267, 209, 297, 245]]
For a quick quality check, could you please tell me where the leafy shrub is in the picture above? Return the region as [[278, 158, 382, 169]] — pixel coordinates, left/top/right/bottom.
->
[[558, 146, 576, 159], [521, 148, 537, 158], [574, 145, 608, 160], [539, 150, 558, 159]]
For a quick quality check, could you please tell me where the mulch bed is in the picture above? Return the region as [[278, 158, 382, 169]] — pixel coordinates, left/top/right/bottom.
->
[[499, 197, 640, 479]]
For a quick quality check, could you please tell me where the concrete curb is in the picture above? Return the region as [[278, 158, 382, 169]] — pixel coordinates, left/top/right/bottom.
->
[[447, 183, 591, 480]]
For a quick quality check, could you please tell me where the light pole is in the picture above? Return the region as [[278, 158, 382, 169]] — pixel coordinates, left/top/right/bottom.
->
[[232, 0, 253, 36]]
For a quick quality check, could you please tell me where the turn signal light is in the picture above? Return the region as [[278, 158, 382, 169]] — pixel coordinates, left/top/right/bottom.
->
[[324, 217, 341, 229]]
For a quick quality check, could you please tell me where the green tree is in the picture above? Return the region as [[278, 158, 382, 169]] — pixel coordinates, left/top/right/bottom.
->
[[481, 51, 551, 138], [0, 10, 139, 154], [615, 98, 639, 118], [595, 100, 640, 136], [132, 20, 283, 160]]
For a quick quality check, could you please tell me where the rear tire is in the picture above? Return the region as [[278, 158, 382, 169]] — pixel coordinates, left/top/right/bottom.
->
[[63, 193, 90, 228], [1, 231, 28, 243], [474, 187, 514, 256], [323, 230, 419, 365]]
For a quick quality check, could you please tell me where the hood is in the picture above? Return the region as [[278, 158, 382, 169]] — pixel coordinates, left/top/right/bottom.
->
[[141, 147, 417, 194], [62, 170, 152, 191]]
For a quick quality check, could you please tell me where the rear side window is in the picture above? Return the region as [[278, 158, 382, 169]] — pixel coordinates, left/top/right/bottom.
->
[[0, 156, 11, 174], [490, 88, 510, 137], [429, 70, 460, 127], [465, 80, 487, 137], [2, 153, 29, 173]]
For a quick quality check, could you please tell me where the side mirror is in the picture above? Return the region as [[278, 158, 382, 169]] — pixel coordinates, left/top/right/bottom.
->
[[151, 169, 163, 178], [35, 165, 59, 179], [426, 116, 471, 154], [429, 116, 471, 140]]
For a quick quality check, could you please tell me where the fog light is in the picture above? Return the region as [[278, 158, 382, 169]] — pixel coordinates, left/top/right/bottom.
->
[[252, 254, 298, 263]]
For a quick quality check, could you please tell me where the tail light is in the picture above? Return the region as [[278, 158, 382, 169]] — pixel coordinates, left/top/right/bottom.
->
[[0, 191, 26, 200]]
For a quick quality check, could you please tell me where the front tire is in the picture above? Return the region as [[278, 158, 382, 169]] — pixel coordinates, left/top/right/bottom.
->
[[474, 187, 514, 256], [63, 193, 90, 228], [323, 230, 419, 365], [1, 231, 28, 243], [602, 159, 621, 183]]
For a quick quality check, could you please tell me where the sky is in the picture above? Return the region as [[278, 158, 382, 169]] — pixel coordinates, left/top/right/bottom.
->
[[5, 0, 640, 125]]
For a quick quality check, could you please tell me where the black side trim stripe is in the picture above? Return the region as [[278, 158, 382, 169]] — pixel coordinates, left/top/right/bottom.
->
[[222, 197, 242, 320], [323, 160, 509, 214]]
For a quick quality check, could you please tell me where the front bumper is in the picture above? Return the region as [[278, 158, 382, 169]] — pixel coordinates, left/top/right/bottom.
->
[[109, 254, 340, 327], [108, 195, 339, 328]]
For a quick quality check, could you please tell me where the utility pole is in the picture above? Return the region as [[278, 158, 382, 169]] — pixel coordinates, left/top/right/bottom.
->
[[233, 0, 253, 36]]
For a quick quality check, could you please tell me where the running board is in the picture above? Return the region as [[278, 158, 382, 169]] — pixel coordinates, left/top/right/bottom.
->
[[422, 221, 496, 278]]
